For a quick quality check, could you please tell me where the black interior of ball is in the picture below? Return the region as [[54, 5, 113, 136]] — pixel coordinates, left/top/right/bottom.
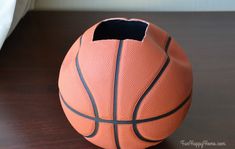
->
[[93, 19, 148, 41]]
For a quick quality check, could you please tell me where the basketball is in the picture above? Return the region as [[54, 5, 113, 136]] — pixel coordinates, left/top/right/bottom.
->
[[58, 18, 193, 148]]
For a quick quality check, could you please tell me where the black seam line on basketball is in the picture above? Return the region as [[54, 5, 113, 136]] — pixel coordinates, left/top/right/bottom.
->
[[113, 40, 123, 149], [132, 57, 170, 123], [133, 92, 192, 142], [59, 90, 191, 125], [75, 35, 99, 138], [165, 36, 172, 52], [132, 35, 172, 142], [132, 56, 170, 142]]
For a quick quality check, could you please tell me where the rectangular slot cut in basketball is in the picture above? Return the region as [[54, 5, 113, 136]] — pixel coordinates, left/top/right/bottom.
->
[[93, 19, 148, 41]]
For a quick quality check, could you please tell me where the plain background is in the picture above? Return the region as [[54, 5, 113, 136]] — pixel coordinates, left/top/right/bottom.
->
[[34, 0, 235, 11]]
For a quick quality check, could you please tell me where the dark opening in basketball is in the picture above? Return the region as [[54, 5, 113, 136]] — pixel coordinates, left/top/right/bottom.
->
[[93, 19, 148, 41]]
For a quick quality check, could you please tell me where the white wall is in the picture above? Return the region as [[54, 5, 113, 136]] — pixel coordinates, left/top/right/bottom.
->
[[34, 0, 235, 11]]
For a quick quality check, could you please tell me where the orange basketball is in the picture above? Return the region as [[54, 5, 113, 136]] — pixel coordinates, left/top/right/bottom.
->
[[58, 18, 193, 148]]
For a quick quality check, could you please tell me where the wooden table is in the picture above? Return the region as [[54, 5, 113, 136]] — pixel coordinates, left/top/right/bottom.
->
[[0, 11, 234, 149]]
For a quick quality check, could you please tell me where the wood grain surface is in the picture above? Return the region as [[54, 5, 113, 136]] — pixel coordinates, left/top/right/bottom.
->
[[0, 11, 234, 149]]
